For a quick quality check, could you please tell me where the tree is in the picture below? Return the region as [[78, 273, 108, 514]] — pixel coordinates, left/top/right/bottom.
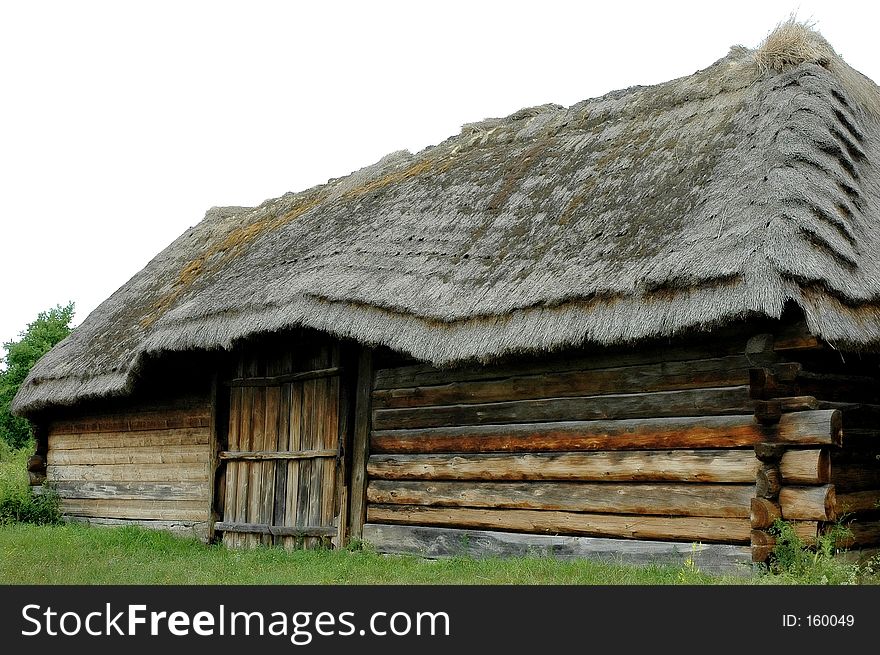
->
[[0, 303, 75, 448]]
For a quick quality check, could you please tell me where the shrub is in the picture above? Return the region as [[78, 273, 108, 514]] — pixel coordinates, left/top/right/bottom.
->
[[766, 519, 857, 584], [0, 444, 61, 525]]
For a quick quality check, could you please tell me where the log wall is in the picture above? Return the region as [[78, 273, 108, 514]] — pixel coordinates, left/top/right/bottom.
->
[[747, 321, 880, 560], [364, 328, 774, 551]]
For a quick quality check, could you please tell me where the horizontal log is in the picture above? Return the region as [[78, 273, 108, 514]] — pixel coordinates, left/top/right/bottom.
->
[[63, 516, 210, 541], [750, 529, 776, 546], [373, 356, 753, 409], [833, 521, 880, 548], [28, 471, 46, 486], [50, 409, 211, 435], [47, 463, 210, 482], [753, 396, 819, 423], [213, 522, 337, 537], [749, 364, 802, 400], [52, 480, 210, 501], [834, 490, 880, 515], [753, 523, 819, 545], [49, 428, 210, 450], [818, 402, 880, 430], [367, 480, 753, 518], [750, 498, 782, 529], [48, 445, 208, 466], [830, 451, 880, 491], [225, 367, 342, 387], [752, 544, 775, 563], [373, 386, 755, 431], [753, 443, 787, 462], [367, 450, 761, 483], [779, 485, 835, 521], [779, 449, 830, 484], [371, 411, 841, 454], [218, 449, 337, 461], [60, 498, 210, 521], [367, 504, 751, 544], [776, 410, 842, 446], [360, 524, 753, 575], [754, 365, 880, 404], [374, 331, 754, 389]]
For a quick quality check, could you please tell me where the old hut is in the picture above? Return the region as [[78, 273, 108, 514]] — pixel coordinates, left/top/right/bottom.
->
[[12, 22, 880, 573]]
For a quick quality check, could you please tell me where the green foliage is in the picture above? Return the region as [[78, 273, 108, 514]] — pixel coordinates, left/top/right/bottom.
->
[[766, 519, 858, 584], [0, 445, 61, 526], [0, 302, 75, 448]]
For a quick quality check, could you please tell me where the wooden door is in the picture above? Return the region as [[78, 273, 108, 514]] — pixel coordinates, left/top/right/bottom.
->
[[214, 338, 349, 548]]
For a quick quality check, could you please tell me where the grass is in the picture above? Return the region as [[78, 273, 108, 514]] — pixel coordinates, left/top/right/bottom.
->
[[0, 443, 876, 585]]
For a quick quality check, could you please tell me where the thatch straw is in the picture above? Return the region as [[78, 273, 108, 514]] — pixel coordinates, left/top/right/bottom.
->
[[13, 21, 880, 415]]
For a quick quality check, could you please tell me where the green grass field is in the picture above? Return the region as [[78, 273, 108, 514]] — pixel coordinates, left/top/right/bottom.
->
[[1, 443, 875, 585]]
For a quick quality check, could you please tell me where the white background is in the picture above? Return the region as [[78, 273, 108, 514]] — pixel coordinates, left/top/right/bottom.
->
[[1, 0, 878, 352]]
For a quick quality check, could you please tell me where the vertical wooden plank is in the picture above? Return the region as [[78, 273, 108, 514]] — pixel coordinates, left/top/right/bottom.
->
[[273, 383, 291, 546], [284, 382, 303, 549], [223, 386, 241, 549], [333, 354, 350, 547], [234, 356, 251, 549], [207, 373, 220, 543], [322, 375, 340, 538], [296, 379, 315, 548], [308, 377, 326, 549], [248, 384, 266, 547], [263, 383, 281, 546], [349, 347, 373, 540]]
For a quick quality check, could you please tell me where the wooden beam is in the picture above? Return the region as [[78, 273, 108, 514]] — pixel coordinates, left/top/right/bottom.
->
[[371, 411, 840, 454], [49, 408, 211, 435], [779, 449, 831, 484], [753, 396, 819, 423], [834, 490, 880, 515], [772, 322, 822, 352], [224, 367, 343, 387], [373, 356, 753, 409], [361, 524, 753, 575], [367, 450, 760, 483], [213, 522, 337, 537], [756, 463, 782, 499], [779, 485, 836, 521], [367, 504, 751, 544], [52, 480, 210, 501], [348, 348, 373, 540], [373, 332, 754, 390], [372, 386, 754, 431], [218, 449, 337, 461], [49, 428, 210, 450], [367, 480, 753, 517]]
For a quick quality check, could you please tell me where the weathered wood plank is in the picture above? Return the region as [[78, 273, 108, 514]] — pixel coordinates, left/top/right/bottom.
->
[[349, 348, 373, 541], [772, 322, 822, 352], [361, 524, 753, 575], [52, 481, 210, 501], [225, 367, 342, 387], [50, 408, 211, 435], [366, 480, 753, 518], [299, 378, 318, 548], [214, 522, 337, 537], [371, 411, 839, 454], [366, 504, 751, 544], [373, 356, 753, 409], [49, 428, 210, 450], [48, 445, 208, 466], [779, 449, 831, 484], [261, 383, 281, 546], [47, 464, 210, 482], [322, 375, 340, 535], [367, 450, 760, 483], [779, 485, 836, 521], [234, 384, 253, 548], [753, 396, 819, 423], [223, 386, 241, 549], [61, 498, 210, 521], [283, 382, 303, 549], [273, 382, 291, 541], [373, 332, 753, 390], [373, 386, 755, 431]]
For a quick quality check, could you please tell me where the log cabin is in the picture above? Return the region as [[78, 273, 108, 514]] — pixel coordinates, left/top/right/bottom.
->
[[12, 21, 880, 574]]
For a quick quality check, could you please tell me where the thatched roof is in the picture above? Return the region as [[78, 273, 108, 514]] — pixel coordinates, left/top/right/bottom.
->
[[13, 22, 880, 414]]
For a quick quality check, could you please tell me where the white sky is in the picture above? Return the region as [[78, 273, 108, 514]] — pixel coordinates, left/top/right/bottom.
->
[[1, 0, 878, 352]]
